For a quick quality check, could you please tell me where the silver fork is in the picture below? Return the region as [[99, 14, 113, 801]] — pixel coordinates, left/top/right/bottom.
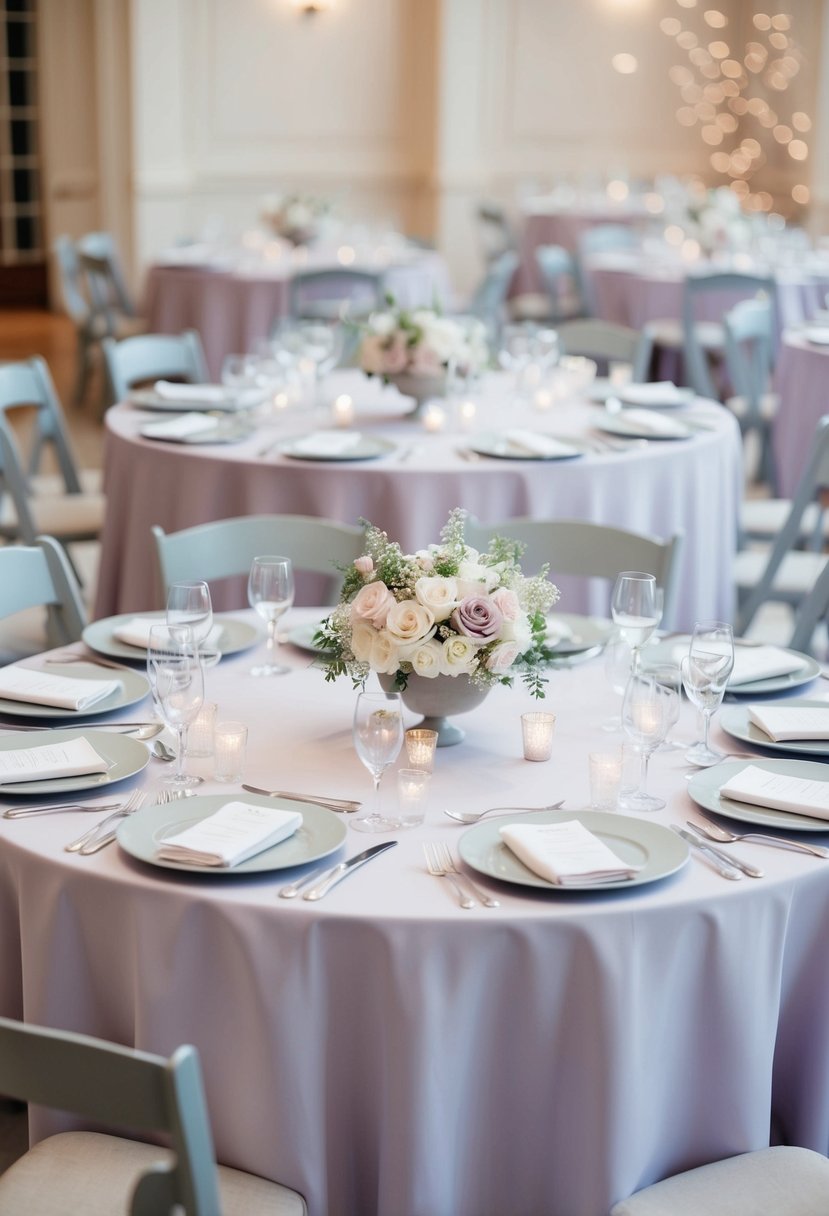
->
[[44, 654, 131, 672], [423, 842, 475, 908], [437, 843, 499, 907], [65, 790, 146, 854]]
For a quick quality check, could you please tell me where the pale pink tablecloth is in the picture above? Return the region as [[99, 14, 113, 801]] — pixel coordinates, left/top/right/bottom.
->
[[93, 371, 741, 630], [144, 252, 453, 379], [772, 332, 829, 498], [513, 204, 646, 296], [1, 621, 828, 1216]]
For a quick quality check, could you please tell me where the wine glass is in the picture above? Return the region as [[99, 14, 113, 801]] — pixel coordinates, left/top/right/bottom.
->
[[611, 572, 661, 672], [681, 621, 734, 767], [599, 632, 633, 731], [166, 581, 221, 668], [297, 322, 337, 417], [247, 556, 295, 677], [146, 624, 204, 789], [352, 690, 404, 834], [619, 672, 676, 812], [643, 661, 683, 751]]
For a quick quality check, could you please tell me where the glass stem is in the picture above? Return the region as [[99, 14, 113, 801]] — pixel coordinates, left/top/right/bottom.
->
[[702, 710, 711, 753], [371, 773, 382, 821], [266, 619, 277, 662], [175, 725, 187, 782], [638, 747, 650, 796]]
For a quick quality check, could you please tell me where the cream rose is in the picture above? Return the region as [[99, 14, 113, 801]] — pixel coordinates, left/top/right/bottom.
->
[[499, 615, 532, 651], [414, 575, 459, 622], [491, 586, 521, 621], [385, 600, 435, 645], [349, 619, 377, 663], [440, 634, 477, 676], [456, 560, 500, 598], [351, 581, 395, 628], [486, 640, 522, 673], [408, 639, 443, 678], [369, 630, 400, 675]]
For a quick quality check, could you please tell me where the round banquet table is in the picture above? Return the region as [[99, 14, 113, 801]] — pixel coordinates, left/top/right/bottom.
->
[[93, 370, 741, 632], [513, 198, 648, 296], [2, 618, 829, 1216], [144, 250, 453, 380], [772, 331, 829, 498]]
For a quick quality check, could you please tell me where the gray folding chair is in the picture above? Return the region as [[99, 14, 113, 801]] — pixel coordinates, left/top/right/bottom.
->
[[683, 270, 777, 401], [152, 514, 366, 608], [575, 223, 638, 315], [0, 536, 86, 656], [463, 517, 683, 625], [722, 296, 778, 488], [466, 250, 520, 344], [534, 244, 585, 323], [0, 1015, 305, 1215], [102, 331, 210, 405], [287, 268, 385, 322], [476, 201, 517, 264], [554, 319, 651, 380]]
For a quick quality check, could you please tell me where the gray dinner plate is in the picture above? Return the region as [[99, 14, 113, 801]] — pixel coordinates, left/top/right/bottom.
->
[[279, 433, 395, 462], [139, 419, 255, 445], [646, 638, 820, 695], [0, 728, 149, 796], [0, 663, 150, 720], [687, 757, 829, 832], [286, 620, 331, 655], [467, 432, 585, 461], [129, 388, 265, 413], [720, 700, 829, 758], [545, 613, 613, 656], [593, 413, 691, 440], [83, 613, 259, 663], [458, 809, 689, 892], [117, 793, 347, 875]]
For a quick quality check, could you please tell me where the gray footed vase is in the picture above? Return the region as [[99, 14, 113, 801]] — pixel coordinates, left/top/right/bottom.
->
[[379, 673, 489, 747]]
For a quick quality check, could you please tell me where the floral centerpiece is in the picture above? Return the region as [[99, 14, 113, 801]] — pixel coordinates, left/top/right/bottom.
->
[[261, 193, 329, 246], [667, 183, 749, 258], [358, 300, 489, 414], [318, 510, 559, 702]]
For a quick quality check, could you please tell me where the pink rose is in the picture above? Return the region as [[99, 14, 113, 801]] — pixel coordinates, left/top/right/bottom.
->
[[486, 641, 521, 673], [408, 344, 444, 377], [354, 555, 374, 575], [491, 586, 521, 622], [451, 596, 503, 642], [381, 333, 410, 375], [351, 581, 395, 628]]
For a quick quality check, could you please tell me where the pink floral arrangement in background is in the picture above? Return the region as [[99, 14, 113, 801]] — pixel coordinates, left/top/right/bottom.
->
[[358, 300, 489, 381], [317, 510, 559, 697]]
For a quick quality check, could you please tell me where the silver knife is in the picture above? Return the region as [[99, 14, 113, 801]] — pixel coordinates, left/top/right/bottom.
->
[[242, 783, 361, 813], [672, 826, 743, 881], [303, 841, 398, 901], [682, 824, 764, 878]]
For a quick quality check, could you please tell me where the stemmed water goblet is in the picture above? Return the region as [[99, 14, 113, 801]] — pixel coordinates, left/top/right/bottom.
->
[[146, 624, 204, 789], [351, 691, 404, 834], [599, 632, 633, 732], [247, 556, 295, 677], [643, 661, 683, 751], [610, 572, 662, 673], [619, 672, 676, 812], [680, 621, 735, 767], [166, 580, 221, 668]]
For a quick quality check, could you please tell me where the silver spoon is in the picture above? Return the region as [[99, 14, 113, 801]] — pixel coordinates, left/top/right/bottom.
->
[[443, 799, 565, 826], [152, 740, 176, 762]]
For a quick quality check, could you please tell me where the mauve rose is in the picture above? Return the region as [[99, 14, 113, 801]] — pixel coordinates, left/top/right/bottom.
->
[[486, 640, 521, 673], [491, 586, 520, 621], [451, 596, 503, 642], [354, 555, 374, 575], [351, 581, 395, 628]]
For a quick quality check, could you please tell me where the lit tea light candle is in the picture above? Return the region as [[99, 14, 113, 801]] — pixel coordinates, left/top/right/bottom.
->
[[588, 750, 623, 811], [633, 701, 662, 736], [332, 393, 355, 426], [337, 245, 356, 265], [533, 388, 554, 410], [264, 240, 283, 262], [422, 404, 446, 432], [521, 711, 556, 762], [274, 391, 290, 411], [405, 728, 438, 772]]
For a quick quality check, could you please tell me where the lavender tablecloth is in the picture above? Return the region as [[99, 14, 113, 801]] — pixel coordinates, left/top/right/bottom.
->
[[2, 620, 829, 1216], [772, 332, 829, 498], [514, 204, 645, 296], [93, 371, 741, 630]]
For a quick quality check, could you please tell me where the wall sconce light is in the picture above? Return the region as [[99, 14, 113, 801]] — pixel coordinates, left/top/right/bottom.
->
[[292, 0, 334, 15]]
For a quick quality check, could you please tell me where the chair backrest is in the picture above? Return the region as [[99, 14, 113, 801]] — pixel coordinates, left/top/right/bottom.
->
[[76, 230, 135, 318], [467, 250, 519, 339], [738, 415, 829, 638], [476, 201, 516, 263], [152, 514, 366, 607], [287, 268, 385, 322], [0, 536, 86, 646], [464, 517, 683, 623], [554, 318, 648, 376], [52, 236, 90, 327], [0, 1016, 222, 1216], [722, 296, 774, 426], [534, 244, 584, 321], [0, 357, 82, 490], [575, 224, 638, 315], [102, 331, 210, 404], [682, 270, 777, 399]]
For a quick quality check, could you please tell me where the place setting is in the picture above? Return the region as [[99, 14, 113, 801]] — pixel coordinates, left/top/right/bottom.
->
[[276, 430, 396, 462], [129, 380, 268, 413], [138, 411, 258, 445], [82, 611, 259, 664], [461, 429, 586, 462]]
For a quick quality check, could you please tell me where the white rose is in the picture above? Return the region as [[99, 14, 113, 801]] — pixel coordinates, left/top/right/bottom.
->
[[415, 575, 459, 622], [385, 600, 436, 645], [499, 615, 532, 651], [491, 586, 521, 622], [408, 639, 443, 678], [350, 619, 376, 662], [415, 550, 435, 572], [370, 630, 400, 675], [368, 311, 396, 337], [486, 641, 522, 673], [456, 561, 499, 598], [440, 634, 477, 676]]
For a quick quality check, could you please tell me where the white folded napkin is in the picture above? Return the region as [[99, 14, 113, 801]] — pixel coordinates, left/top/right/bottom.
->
[[290, 430, 362, 456], [719, 764, 829, 820], [499, 820, 641, 886], [504, 430, 579, 458], [152, 381, 263, 410], [619, 381, 689, 407], [747, 705, 829, 742], [729, 646, 807, 687], [141, 413, 220, 441], [113, 617, 224, 651], [616, 409, 689, 437], [0, 737, 109, 785], [156, 801, 303, 867], [0, 666, 121, 712], [804, 327, 829, 346]]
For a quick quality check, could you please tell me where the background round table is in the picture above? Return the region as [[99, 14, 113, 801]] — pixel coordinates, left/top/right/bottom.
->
[[512, 197, 649, 296], [93, 371, 741, 630], [772, 331, 829, 498], [2, 620, 829, 1216]]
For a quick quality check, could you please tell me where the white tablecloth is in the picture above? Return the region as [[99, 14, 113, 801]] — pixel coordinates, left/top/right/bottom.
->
[[93, 371, 741, 631], [2, 618, 829, 1216]]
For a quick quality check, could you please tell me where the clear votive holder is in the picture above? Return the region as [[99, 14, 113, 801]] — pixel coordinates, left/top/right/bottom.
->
[[396, 768, 432, 829], [521, 711, 556, 762], [213, 721, 248, 783], [588, 749, 623, 811], [405, 728, 438, 773], [186, 701, 217, 758]]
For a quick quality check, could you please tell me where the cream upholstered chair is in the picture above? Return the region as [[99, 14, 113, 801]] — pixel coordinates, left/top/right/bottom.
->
[[463, 517, 683, 625], [609, 1146, 829, 1215], [0, 536, 86, 660], [152, 514, 366, 608], [0, 1015, 306, 1216], [101, 331, 209, 406]]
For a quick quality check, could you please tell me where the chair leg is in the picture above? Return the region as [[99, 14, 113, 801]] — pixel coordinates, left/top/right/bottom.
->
[[73, 339, 92, 407]]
